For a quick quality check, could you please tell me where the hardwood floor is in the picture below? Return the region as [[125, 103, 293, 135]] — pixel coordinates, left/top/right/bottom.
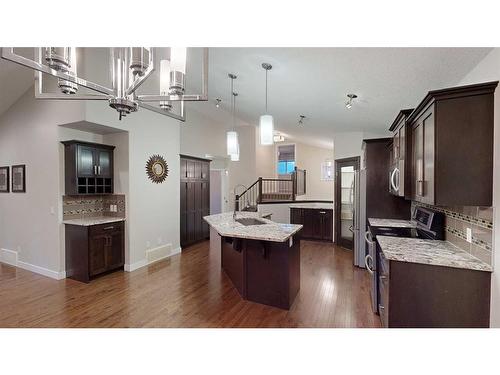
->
[[0, 240, 380, 328]]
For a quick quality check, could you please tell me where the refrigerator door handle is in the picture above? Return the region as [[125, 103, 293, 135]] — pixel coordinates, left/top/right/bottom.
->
[[365, 254, 374, 275]]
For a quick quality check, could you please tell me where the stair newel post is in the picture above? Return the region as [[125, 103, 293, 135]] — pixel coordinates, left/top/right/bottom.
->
[[235, 194, 240, 211], [258, 177, 263, 204], [292, 168, 297, 201], [303, 169, 307, 196]]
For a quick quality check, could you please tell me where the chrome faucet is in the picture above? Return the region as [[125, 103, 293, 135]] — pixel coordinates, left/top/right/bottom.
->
[[233, 184, 248, 221]]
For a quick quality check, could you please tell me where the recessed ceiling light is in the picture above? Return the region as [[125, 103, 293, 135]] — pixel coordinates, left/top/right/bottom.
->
[[346, 94, 358, 109]]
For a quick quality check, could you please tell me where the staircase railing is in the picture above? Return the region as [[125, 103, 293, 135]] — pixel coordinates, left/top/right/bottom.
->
[[236, 167, 307, 210]]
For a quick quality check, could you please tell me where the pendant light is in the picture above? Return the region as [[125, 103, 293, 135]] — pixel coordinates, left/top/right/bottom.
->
[[230, 91, 240, 161], [259, 63, 274, 145], [227, 73, 240, 159]]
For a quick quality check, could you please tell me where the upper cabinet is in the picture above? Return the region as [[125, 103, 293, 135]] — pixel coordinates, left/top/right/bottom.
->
[[407, 81, 498, 206], [388, 109, 414, 199], [62, 140, 115, 195]]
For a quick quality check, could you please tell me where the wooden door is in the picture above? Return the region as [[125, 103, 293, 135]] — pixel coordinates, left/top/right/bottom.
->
[[89, 234, 107, 276], [106, 230, 124, 270], [187, 160, 196, 179], [201, 181, 210, 238], [201, 162, 210, 180], [77, 145, 96, 177]]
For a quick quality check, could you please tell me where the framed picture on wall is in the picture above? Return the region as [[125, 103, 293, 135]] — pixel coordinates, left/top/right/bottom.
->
[[11, 164, 26, 193], [0, 166, 9, 193]]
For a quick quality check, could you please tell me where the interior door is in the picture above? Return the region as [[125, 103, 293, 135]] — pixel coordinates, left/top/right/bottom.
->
[[335, 157, 360, 250]]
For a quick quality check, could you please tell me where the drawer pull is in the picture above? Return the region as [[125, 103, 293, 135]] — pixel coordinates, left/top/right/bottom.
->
[[103, 226, 114, 230], [319, 211, 326, 214]]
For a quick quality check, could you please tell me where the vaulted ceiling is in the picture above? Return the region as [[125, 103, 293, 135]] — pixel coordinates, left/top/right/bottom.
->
[[0, 47, 492, 149]]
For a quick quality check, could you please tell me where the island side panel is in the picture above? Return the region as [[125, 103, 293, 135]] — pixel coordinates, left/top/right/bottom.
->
[[221, 237, 245, 296], [288, 234, 301, 308], [245, 239, 294, 310]]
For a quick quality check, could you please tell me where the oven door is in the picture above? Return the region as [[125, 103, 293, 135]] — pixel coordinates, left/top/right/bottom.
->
[[364, 230, 378, 314]]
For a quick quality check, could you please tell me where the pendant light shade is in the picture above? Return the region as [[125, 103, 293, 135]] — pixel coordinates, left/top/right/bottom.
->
[[227, 130, 239, 156], [259, 114, 274, 145], [259, 63, 274, 146]]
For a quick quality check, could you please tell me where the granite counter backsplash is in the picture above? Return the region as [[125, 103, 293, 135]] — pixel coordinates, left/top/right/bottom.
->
[[411, 201, 493, 267], [63, 194, 126, 220]]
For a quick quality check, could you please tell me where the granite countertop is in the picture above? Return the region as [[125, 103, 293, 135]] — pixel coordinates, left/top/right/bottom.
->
[[368, 218, 417, 228], [289, 202, 334, 210], [376, 236, 492, 272], [204, 212, 302, 242], [62, 217, 126, 226]]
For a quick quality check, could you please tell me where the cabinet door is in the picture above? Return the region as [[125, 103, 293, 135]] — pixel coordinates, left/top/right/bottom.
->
[[412, 121, 424, 201], [305, 209, 322, 240], [290, 208, 303, 224], [201, 182, 210, 238], [422, 109, 435, 205], [187, 160, 196, 179], [399, 125, 406, 162], [89, 234, 107, 276], [320, 210, 333, 241], [186, 182, 197, 244], [77, 145, 96, 177], [201, 162, 210, 180], [180, 158, 188, 180], [107, 230, 124, 270], [96, 149, 112, 178], [393, 131, 400, 161]]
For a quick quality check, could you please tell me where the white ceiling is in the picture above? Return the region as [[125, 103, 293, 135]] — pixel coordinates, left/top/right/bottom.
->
[[0, 48, 492, 149], [204, 48, 492, 148]]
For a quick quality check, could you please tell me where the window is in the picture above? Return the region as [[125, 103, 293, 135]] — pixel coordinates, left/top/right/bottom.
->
[[277, 160, 296, 175], [277, 144, 296, 176], [321, 160, 334, 181]]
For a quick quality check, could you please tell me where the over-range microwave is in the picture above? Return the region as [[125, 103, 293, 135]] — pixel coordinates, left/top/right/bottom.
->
[[389, 159, 404, 197]]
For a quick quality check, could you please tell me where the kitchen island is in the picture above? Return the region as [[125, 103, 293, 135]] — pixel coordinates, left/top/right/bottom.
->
[[204, 212, 303, 310]]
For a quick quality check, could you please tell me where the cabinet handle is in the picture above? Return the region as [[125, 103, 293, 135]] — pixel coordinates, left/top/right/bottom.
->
[[319, 211, 326, 214], [98, 166, 101, 175], [103, 226, 114, 230], [378, 304, 385, 311], [94, 165, 97, 175], [416, 180, 424, 197]]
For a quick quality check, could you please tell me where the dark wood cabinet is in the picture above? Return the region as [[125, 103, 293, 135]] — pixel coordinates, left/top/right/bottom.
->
[[388, 109, 413, 199], [62, 140, 115, 195], [407, 81, 498, 206], [290, 208, 333, 241], [180, 155, 211, 249], [377, 246, 491, 328], [65, 221, 125, 283]]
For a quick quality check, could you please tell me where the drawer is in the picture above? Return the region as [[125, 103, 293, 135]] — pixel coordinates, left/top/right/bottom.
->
[[89, 220, 124, 236]]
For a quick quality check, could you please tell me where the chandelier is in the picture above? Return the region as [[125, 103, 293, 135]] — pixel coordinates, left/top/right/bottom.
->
[[1, 47, 208, 121]]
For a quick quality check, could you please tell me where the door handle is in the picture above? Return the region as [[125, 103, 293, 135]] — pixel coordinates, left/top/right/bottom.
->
[[94, 165, 97, 175], [365, 254, 374, 275], [390, 168, 398, 192]]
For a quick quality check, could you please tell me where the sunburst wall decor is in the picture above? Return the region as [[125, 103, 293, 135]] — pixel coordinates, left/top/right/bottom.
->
[[146, 154, 169, 184]]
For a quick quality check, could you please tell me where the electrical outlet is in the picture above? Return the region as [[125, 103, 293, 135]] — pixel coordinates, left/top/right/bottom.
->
[[110, 204, 114, 212], [466, 227, 472, 243]]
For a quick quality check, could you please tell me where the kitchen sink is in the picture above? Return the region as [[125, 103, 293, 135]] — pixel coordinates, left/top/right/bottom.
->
[[236, 218, 266, 226]]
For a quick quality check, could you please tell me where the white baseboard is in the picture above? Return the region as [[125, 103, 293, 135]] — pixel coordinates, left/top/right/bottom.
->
[[17, 261, 66, 280], [0, 248, 18, 266], [125, 244, 181, 272], [1, 248, 65, 280]]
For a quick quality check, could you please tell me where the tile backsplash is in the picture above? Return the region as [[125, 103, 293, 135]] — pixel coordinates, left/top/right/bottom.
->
[[411, 201, 493, 266], [63, 195, 126, 220]]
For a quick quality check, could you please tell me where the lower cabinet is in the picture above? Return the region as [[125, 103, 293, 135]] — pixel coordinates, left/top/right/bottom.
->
[[290, 208, 333, 241], [66, 221, 125, 283], [377, 246, 491, 328]]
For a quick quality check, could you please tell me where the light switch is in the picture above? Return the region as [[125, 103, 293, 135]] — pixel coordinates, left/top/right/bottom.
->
[[466, 228, 472, 243]]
